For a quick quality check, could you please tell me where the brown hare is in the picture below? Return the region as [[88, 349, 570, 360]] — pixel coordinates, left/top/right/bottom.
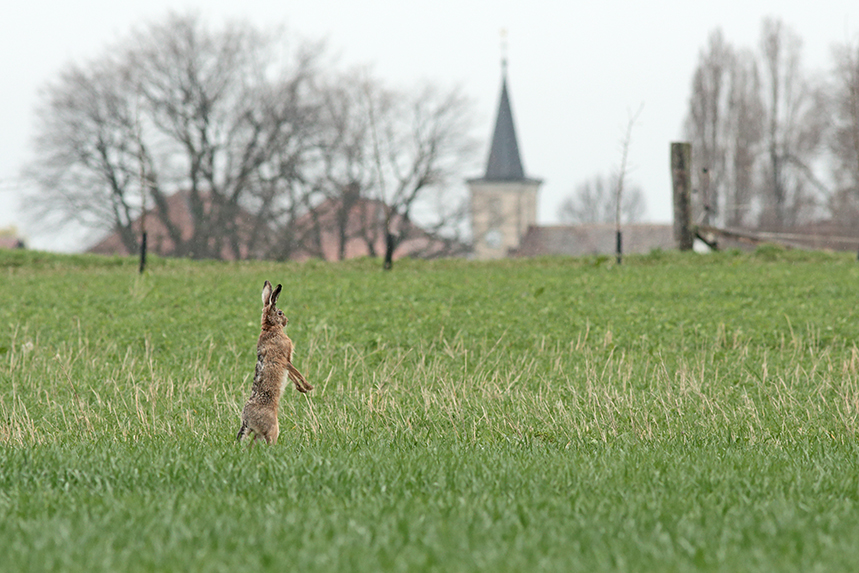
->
[[237, 280, 312, 445]]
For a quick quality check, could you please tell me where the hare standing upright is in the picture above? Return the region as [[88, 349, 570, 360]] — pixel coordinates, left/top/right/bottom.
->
[[237, 280, 312, 445]]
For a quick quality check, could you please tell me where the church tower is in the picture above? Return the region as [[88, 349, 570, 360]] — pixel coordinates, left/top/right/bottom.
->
[[469, 60, 542, 259]]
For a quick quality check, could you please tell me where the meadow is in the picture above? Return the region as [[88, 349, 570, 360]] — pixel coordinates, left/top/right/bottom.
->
[[1, 247, 858, 572]]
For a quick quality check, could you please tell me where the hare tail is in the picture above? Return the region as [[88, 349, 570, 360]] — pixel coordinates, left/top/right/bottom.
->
[[287, 362, 313, 393]]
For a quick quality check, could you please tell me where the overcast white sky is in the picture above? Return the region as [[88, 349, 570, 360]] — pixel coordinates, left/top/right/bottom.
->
[[1, 0, 857, 251]]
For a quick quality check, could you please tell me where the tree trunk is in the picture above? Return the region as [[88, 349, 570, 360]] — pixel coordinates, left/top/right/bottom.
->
[[383, 232, 396, 270]]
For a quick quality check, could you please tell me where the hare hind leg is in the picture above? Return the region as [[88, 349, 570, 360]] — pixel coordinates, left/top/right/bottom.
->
[[266, 420, 279, 445], [247, 422, 278, 445]]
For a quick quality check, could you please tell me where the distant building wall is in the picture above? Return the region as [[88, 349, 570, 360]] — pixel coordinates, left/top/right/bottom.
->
[[512, 224, 675, 257]]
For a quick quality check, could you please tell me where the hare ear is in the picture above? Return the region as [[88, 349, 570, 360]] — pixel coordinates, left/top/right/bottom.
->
[[262, 280, 273, 306], [271, 284, 283, 305]]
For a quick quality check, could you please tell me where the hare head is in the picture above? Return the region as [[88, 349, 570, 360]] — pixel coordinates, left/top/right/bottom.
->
[[261, 280, 288, 329]]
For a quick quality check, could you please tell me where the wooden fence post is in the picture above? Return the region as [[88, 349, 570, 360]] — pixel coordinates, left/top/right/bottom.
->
[[138, 230, 147, 274], [671, 142, 694, 251]]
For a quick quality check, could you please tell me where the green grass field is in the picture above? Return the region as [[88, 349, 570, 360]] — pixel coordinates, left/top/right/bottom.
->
[[1, 247, 858, 572]]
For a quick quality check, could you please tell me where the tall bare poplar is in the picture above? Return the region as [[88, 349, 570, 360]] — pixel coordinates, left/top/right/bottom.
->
[[757, 17, 827, 228], [828, 38, 859, 225], [685, 19, 827, 230]]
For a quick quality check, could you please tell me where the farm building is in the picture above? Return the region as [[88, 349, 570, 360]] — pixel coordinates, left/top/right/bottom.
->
[[87, 191, 462, 262]]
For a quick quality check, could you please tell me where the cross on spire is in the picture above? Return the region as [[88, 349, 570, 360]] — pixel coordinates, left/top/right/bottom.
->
[[500, 28, 508, 78]]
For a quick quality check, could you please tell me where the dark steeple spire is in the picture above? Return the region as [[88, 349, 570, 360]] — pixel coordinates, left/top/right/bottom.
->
[[483, 61, 526, 181]]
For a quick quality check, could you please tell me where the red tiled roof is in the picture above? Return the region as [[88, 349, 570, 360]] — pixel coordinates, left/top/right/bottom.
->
[[87, 192, 461, 261], [0, 236, 25, 249], [289, 197, 461, 261], [87, 191, 259, 260]]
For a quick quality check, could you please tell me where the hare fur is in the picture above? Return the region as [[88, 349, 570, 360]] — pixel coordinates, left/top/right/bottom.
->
[[237, 280, 312, 445]]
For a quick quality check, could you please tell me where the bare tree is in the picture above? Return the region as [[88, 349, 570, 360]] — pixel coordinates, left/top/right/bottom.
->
[[828, 37, 859, 225], [684, 31, 764, 227], [724, 49, 764, 227], [25, 53, 142, 251], [614, 104, 644, 263], [128, 14, 325, 259], [306, 70, 383, 260], [258, 68, 368, 262], [360, 75, 478, 267], [558, 173, 646, 224], [26, 13, 323, 260], [291, 70, 477, 263], [685, 19, 827, 230], [684, 30, 734, 224], [757, 17, 827, 228]]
